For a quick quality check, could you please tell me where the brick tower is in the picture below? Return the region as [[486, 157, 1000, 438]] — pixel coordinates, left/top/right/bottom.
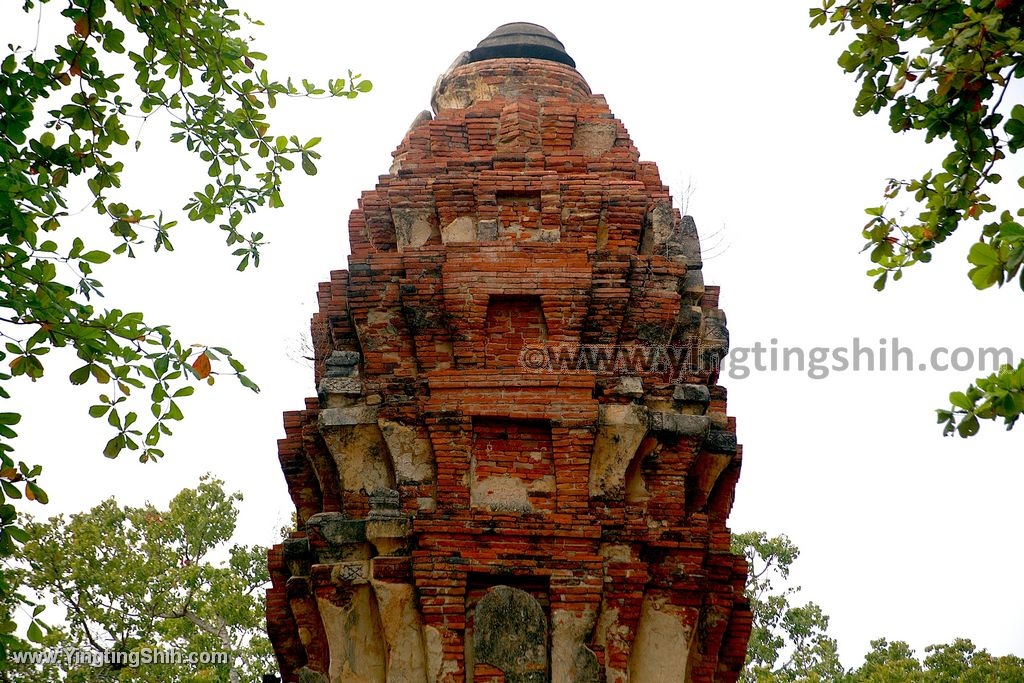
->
[[267, 23, 751, 683]]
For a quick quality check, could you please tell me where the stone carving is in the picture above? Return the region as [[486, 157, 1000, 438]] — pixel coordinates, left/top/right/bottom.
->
[[267, 22, 751, 683], [472, 586, 548, 682]]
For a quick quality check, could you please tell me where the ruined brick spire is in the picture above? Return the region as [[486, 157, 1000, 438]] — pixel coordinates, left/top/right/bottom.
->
[[267, 23, 751, 683]]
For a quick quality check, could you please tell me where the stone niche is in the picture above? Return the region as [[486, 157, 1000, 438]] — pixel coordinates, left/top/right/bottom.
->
[[484, 295, 549, 368], [470, 418, 555, 513], [466, 577, 551, 683], [496, 191, 545, 240]]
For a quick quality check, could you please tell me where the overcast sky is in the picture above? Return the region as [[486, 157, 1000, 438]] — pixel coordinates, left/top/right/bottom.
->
[[3, 0, 1023, 667]]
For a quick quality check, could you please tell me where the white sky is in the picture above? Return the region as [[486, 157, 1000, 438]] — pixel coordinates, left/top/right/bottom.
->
[[3, 0, 1023, 668]]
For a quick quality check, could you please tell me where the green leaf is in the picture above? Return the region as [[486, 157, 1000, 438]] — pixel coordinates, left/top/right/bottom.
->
[[1000, 222, 1024, 241], [9, 526, 30, 544], [80, 250, 111, 264], [969, 265, 999, 290], [238, 374, 260, 392], [301, 152, 317, 176], [103, 435, 125, 459], [957, 413, 980, 438], [967, 242, 1000, 267], [166, 401, 184, 421], [26, 482, 47, 504], [1, 481, 21, 500], [949, 391, 973, 411], [90, 365, 111, 384], [69, 365, 91, 385]]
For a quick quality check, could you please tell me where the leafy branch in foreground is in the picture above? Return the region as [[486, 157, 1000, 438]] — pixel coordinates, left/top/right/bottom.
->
[[937, 362, 1024, 436], [0, 0, 369, 649], [810, 0, 1024, 437]]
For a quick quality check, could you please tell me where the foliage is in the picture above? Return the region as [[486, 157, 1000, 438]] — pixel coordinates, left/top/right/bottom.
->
[[921, 638, 1024, 680], [732, 531, 844, 682], [848, 638, 926, 682], [735, 531, 1024, 681], [0, 0, 368, 648], [4, 476, 272, 682], [847, 637, 1024, 682], [809, 0, 1024, 437]]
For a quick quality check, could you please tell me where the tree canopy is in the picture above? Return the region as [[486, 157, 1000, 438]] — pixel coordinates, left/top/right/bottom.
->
[[810, 0, 1024, 438], [849, 637, 1024, 682], [735, 530, 1024, 681], [732, 531, 844, 682], [0, 0, 368, 642], [4, 476, 272, 682]]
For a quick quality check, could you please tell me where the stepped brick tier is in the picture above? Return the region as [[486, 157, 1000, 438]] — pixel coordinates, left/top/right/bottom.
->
[[267, 22, 751, 683]]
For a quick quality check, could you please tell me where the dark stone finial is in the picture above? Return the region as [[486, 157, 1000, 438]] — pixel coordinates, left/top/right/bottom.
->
[[469, 22, 576, 68]]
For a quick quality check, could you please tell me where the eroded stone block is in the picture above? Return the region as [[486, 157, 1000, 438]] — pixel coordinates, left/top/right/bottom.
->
[[473, 586, 548, 683], [674, 383, 711, 404], [572, 122, 617, 155], [590, 404, 648, 500], [441, 216, 476, 243], [477, 219, 498, 240], [392, 208, 439, 251], [649, 411, 710, 438]]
